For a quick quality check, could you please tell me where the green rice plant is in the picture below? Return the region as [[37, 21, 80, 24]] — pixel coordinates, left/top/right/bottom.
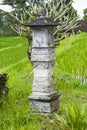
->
[[52, 103, 87, 130], [0, 38, 28, 70], [56, 33, 87, 78], [0, 34, 87, 130], [0, 37, 27, 49]]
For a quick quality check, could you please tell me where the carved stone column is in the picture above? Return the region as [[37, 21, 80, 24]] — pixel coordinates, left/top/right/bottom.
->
[[24, 18, 60, 113]]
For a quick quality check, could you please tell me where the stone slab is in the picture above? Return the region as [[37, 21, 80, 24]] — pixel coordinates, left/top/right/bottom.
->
[[31, 53, 55, 61], [32, 28, 54, 48], [32, 61, 55, 69], [32, 48, 55, 55], [29, 98, 59, 113], [32, 83, 55, 93], [29, 91, 60, 101], [33, 77, 55, 86], [34, 68, 53, 78]]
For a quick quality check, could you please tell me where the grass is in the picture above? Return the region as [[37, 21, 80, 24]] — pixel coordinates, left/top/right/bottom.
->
[[0, 33, 87, 130], [0, 37, 28, 69], [55, 33, 87, 77]]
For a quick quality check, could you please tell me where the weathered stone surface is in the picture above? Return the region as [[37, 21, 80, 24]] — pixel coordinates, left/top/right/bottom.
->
[[29, 91, 60, 113], [32, 84, 55, 93], [29, 91, 59, 101], [34, 68, 53, 78], [32, 61, 55, 69], [29, 99, 59, 113], [27, 18, 59, 113], [33, 77, 55, 86], [24, 18, 58, 27], [32, 77, 56, 92], [32, 82, 55, 93], [32, 48, 55, 55], [32, 27, 54, 47], [31, 53, 55, 61]]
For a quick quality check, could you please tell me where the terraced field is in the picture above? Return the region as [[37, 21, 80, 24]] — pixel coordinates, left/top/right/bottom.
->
[[0, 37, 28, 70], [0, 34, 87, 130]]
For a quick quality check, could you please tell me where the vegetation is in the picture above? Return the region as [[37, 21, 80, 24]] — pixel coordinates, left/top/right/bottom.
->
[[0, 0, 77, 38], [9, 0, 77, 42], [83, 8, 87, 21], [55, 33, 87, 78], [52, 104, 87, 130], [0, 33, 87, 129], [1, 0, 78, 61], [0, 73, 8, 98], [0, 10, 17, 37]]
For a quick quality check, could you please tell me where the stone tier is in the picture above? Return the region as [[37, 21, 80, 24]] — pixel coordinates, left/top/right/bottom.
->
[[31, 53, 55, 61], [29, 92, 60, 113], [29, 99, 58, 113], [32, 77, 55, 93], [31, 48, 55, 62], [32, 27, 54, 48], [32, 61, 55, 69], [32, 48, 55, 55]]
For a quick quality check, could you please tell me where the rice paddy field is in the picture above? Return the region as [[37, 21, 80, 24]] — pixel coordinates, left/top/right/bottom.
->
[[0, 33, 87, 130]]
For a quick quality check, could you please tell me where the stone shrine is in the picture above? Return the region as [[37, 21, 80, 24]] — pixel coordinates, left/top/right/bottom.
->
[[24, 17, 60, 113]]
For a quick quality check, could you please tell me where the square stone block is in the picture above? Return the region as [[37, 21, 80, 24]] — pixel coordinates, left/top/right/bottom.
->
[[31, 53, 55, 61], [34, 68, 53, 78], [32, 78, 56, 92], [29, 91, 59, 101], [32, 27, 54, 48], [29, 99, 59, 113], [32, 61, 55, 69], [32, 84, 55, 93], [32, 48, 55, 55]]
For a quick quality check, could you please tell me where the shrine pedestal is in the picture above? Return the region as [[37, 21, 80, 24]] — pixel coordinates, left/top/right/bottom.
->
[[24, 18, 60, 113]]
